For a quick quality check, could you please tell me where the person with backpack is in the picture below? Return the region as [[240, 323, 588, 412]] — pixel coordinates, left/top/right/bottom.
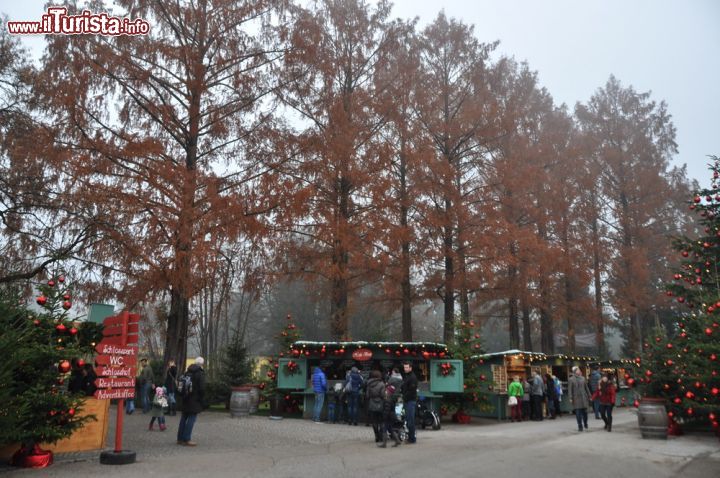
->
[[165, 359, 178, 416], [311, 366, 327, 423], [177, 357, 206, 446], [365, 370, 385, 444], [346, 366, 364, 426]]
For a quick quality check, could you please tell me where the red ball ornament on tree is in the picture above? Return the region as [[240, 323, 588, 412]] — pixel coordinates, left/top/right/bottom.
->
[[55, 323, 67, 333], [77, 359, 85, 367], [36, 295, 47, 306], [62, 301, 72, 310], [58, 360, 71, 373], [681, 251, 689, 257], [69, 327, 78, 336], [693, 196, 701, 203], [685, 391, 695, 399], [673, 397, 682, 405], [645, 370, 653, 377], [63, 293, 71, 300], [705, 328, 713, 336], [67, 408, 75, 417], [48, 280, 55, 287], [711, 387, 719, 396], [58, 275, 65, 283]]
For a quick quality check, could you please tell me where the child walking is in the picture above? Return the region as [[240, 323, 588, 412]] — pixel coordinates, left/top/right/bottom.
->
[[149, 386, 168, 431]]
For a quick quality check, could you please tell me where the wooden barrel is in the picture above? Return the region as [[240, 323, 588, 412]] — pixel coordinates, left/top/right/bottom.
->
[[230, 387, 252, 417], [248, 385, 260, 414], [637, 398, 668, 439]]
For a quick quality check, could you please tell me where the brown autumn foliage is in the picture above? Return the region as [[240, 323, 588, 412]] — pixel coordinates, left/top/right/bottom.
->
[[35, 0, 290, 366], [0, 3, 697, 359]]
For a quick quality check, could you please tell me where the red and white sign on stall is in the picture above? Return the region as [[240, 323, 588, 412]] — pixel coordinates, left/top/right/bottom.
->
[[93, 311, 140, 455]]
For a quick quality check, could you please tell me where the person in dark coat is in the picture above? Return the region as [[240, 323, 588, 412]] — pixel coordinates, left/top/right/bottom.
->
[[381, 369, 403, 448], [365, 370, 385, 444], [401, 362, 418, 444], [165, 360, 178, 416], [544, 373, 557, 419], [177, 357, 206, 446], [67, 359, 84, 394]]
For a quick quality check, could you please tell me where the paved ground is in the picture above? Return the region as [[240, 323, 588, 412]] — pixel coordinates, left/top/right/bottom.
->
[[2, 407, 718, 477]]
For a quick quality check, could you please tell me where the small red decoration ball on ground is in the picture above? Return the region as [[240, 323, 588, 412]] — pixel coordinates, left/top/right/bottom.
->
[[58, 360, 71, 373]]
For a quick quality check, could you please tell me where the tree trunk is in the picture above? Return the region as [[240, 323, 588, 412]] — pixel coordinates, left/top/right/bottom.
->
[[443, 212, 455, 343], [508, 241, 520, 349], [331, 176, 350, 339], [399, 146, 413, 341], [590, 199, 606, 357], [521, 298, 532, 351]]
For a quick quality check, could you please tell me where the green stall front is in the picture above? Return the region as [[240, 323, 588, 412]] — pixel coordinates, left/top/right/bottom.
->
[[277, 341, 463, 420]]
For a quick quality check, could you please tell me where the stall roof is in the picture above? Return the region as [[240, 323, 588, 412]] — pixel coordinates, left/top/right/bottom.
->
[[294, 340, 448, 348], [472, 349, 548, 359]]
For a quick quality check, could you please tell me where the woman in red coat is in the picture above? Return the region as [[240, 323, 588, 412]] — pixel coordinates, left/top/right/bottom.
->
[[598, 374, 617, 432]]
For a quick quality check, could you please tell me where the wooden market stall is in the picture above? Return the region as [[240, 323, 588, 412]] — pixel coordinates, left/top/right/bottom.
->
[[276, 341, 460, 420], [468, 350, 598, 419]]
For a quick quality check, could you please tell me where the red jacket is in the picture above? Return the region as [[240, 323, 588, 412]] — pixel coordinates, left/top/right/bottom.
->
[[598, 382, 616, 405]]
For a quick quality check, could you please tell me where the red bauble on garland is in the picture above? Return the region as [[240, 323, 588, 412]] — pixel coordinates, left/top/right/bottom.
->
[[58, 360, 71, 373]]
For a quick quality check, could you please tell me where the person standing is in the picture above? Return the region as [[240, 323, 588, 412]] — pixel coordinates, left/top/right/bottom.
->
[[552, 375, 562, 417], [521, 377, 531, 420], [311, 366, 327, 423], [544, 373, 557, 419], [568, 366, 591, 432], [530, 370, 545, 421], [507, 376, 524, 422], [165, 359, 178, 416], [401, 361, 418, 444], [381, 369, 403, 448], [365, 370, 385, 444], [139, 358, 155, 414], [346, 366, 364, 426], [177, 357, 206, 446], [598, 374, 617, 432], [149, 386, 168, 431], [589, 365, 602, 419]]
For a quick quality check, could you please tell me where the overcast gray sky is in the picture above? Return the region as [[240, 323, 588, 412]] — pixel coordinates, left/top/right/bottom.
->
[[4, 0, 718, 187]]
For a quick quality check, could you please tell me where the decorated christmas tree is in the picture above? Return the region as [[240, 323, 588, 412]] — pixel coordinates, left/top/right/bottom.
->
[[442, 317, 490, 421], [259, 314, 302, 412], [641, 157, 720, 431], [0, 275, 103, 467], [217, 332, 254, 403]]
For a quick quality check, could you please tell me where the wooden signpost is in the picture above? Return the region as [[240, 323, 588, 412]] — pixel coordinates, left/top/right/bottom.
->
[[95, 311, 140, 465]]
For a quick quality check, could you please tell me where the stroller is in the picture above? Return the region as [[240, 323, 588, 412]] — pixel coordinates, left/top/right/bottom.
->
[[389, 400, 408, 442]]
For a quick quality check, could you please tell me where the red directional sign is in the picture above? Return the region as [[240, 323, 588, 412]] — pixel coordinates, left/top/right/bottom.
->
[[95, 365, 136, 377], [102, 322, 139, 336], [95, 377, 136, 389], [94, 343, 136, 356], [99, 334, 139, 346], [103, 314, 140, 328], [95, 354, 137, 367], [94, 388, 135, 400]]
